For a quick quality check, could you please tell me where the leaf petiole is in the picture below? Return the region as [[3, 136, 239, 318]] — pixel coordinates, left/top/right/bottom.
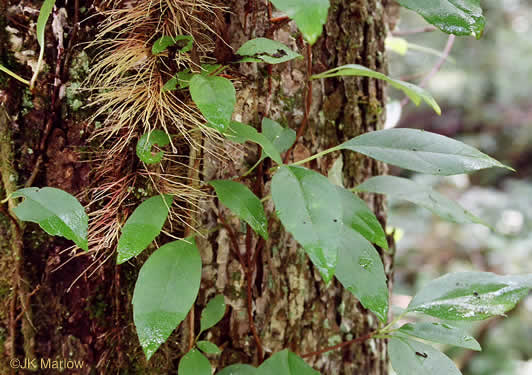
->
[[289, 145, 341, 166], [0, 64, 30, 86]]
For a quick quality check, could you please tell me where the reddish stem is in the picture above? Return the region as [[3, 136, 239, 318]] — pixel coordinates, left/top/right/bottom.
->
[[301, 331, 375, 358], [270, 16, 289, 23], [401, 35, 455, 108]]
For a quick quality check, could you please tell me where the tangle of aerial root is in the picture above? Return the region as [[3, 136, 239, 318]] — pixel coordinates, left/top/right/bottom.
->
[[81, 0, 226, 259]]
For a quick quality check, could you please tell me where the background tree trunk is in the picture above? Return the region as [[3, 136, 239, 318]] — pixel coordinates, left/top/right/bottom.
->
[[0, 0, 395, 373]]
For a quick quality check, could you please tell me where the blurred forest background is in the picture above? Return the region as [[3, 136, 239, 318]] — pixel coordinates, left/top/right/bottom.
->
[[388, 1, 532, 374]]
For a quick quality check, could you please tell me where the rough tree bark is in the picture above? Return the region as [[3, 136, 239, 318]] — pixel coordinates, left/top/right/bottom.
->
[[0, 0, 396, 373]]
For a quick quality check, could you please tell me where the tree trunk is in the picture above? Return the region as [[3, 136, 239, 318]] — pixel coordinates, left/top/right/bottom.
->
[[0, 0, 395, 373]]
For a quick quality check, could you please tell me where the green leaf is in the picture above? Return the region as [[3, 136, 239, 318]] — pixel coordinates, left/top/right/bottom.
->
[[36, 0, 55, 48], [133, 238, 202, 360], [261, 118, 296, 161], [226, 121, 283, 165], [269, 0, 330, 45], [339, 129, 512, 175], [189, 75, 235, 132], [218, 364, 257, 375], [334, 231, 389, 322], [31, 0, 56, 88], [162, 76, 179, 92], [355, 176, 487, 226], [0, 63, 30, 86], [237, 37, 302, 64], [389, 337, 461, 375], [200, 294, 226, 333], [257, 350, 319, 375], [397, 0, 485, 38], [398, 322, 481, 351], [12, 187, 88, 251], [312, 64, 441, 115], [407, 272, 532, 320], [178, 349, 211, 375], [196, 341, 222, 355], [152, 35, 194, 54], [271, 166, 388, 285], [136, 130, 171, 164], [209, 180, 268, 240], [116, 195, 173, 264], [168, 64, 222, 90], [327, 156, 344, 187]]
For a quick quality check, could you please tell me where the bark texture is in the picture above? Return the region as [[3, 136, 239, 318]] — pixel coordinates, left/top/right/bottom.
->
[[0, 0, 395, 373], [195, 0, 394, 374]]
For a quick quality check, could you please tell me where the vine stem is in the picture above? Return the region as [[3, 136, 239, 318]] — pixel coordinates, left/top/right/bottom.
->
[[300, 309, 409, 359], [219, 214, 264, 362], [185, 129, 203, 352], [401, 34, 456, 108], [301, 331, 375, 358], [380, 311, 409, 333], [289, 145, 341, 167]]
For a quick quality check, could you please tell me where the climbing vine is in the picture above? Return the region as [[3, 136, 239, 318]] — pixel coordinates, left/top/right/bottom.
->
[[2, 0, 531, 374]]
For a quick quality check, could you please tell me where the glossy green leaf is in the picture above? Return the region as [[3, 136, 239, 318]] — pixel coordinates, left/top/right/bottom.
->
[[397, 0, 485, 38], [334, 231, 389, 322], [389, 337, 461, 375], [209, 180, 268, 240], [189, 75, 235, 131], [133, 239, 201, 360], [218, 364, 257, 375], [36, 0, 55, 48], [261, 118, 296, 161], [152, 35, 194, 54], [237, 37, 302, 64], [339, 188, 388, 250], [272, 166, 388, 284], [12, 187, 88, 251], [169, 64, 222, 90], [269, 0, 330, 45], [398, 322, 481, 351], [257, 350, 319, 375], [226, 121, 283, 164], [196, 341, 222, 355], [407, 272, 532, 320], [339, 129, 512, 175], [178, 349, 211, 375], [312, 64, 441, 115], [136, 130, 171, 164], [355, 176, 487, 226], [200, 294, 226, 333], [116, 195, 173, 264]]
